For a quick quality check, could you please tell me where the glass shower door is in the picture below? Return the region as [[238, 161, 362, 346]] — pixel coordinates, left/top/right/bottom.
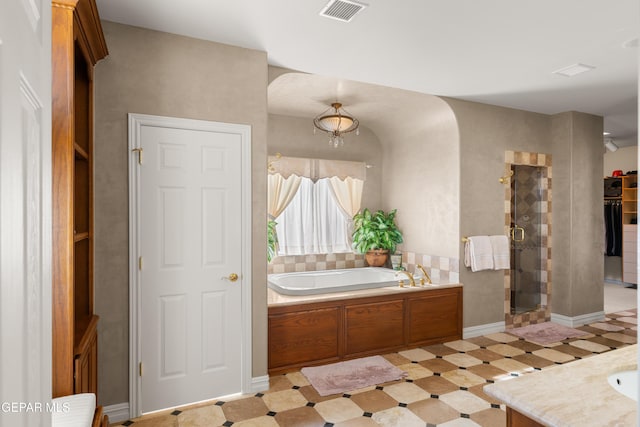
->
[[510, 165, 544, 314]]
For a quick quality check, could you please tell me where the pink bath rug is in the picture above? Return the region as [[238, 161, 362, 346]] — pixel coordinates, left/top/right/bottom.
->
[[508, 322, 590, 345], [301, 355, 407, 396]]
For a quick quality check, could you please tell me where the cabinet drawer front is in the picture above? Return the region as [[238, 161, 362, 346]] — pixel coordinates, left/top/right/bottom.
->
[[269, 308, 339, 369], [345, 300, 404, 355]]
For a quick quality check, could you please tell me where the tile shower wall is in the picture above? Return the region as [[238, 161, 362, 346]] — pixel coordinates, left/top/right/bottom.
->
[[268, 252, 460, 284]]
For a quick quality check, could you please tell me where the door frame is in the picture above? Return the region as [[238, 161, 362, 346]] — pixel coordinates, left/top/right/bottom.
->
[[503, 150, 552, 329], [128, 113, 252, 417]]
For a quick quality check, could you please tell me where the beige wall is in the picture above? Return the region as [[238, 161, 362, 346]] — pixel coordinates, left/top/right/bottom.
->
[[551, 112, 604, 317], [94, 21, 268, 406], [447, 99, 604, 328], [378, 100, 460, 259], [445, 98, 553, 327], [604, 145, 638, 176], [267, 114, 383, 210]]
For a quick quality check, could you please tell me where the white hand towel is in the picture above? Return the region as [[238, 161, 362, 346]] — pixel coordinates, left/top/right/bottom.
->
[[467, 236, 494, 272], [490, 235, 510, 270], [464, 240, 471, 268]]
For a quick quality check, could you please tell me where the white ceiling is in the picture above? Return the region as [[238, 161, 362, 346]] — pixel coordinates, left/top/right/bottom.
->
[[96, 0, 639, 147]]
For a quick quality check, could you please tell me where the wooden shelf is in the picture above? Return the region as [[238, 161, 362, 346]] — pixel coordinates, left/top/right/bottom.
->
[[620, 176, 637, 284], [74, 143, 89, 160], [74, 314, 98, 355], [74, 232, 90, 242]]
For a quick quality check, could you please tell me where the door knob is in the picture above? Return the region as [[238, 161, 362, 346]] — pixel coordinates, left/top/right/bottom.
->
[[222, 273, 239, 282]]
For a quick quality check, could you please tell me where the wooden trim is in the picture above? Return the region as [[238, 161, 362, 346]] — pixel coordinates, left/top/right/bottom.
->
[[74, 314, 98, 356], [53, 0, 108, 64], [506, 407, 545, 427], [52, 3, 76, 399], [91, 405, 110, 427]]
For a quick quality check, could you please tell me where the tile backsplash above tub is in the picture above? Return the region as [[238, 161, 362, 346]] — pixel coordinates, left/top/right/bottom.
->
[[268, 253, 366, 274], [402, 251, 460, 284], [268, 251, 460, 284]]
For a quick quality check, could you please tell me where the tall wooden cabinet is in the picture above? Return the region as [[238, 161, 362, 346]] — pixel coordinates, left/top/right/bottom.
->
[[52, 0, 108, 399]]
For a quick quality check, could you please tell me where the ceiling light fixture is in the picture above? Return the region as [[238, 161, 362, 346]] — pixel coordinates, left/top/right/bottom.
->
[[552, 63, 595, 77], [604, 138, 618, 152], [313, 102, 360, 148]]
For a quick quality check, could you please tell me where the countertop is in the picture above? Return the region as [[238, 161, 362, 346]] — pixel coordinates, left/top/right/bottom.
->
[[484, 344, 637, 427], [268, 282, 462, 307]]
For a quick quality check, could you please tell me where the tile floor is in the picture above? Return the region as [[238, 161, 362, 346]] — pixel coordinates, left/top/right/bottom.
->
[[112, 309, 637, 427]]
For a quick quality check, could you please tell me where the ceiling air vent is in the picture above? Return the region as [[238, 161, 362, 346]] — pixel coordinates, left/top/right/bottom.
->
[[319, 0, 368, 22]]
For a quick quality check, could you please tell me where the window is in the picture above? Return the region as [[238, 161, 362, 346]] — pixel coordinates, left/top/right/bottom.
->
[[275, 177, 352, 255]]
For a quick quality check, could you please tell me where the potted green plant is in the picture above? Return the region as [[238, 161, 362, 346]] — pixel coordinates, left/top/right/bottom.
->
[[267, 219, 278, 263], [352, 208, 403, 267]]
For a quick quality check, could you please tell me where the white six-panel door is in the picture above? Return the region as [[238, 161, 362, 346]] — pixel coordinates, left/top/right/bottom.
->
[[0, 0, 52, 426], [129, 114, 251, 415]]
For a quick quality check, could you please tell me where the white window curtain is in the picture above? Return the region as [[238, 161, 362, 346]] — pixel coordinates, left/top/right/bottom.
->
[[275, 177, 352, 255], [328, 176, 364, 218], [267, 173, 302, 219]]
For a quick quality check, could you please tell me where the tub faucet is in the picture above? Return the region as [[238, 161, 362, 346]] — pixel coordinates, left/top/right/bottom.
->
[[416, 264, 432, 285], [396, 270, 416, 287]]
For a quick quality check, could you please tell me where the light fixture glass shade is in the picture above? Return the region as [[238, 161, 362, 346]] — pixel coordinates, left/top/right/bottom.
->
[[313, 102, 359, 148], [315, 115, 355, 132]]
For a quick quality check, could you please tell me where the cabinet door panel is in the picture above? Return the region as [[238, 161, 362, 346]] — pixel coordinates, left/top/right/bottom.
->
[[408, 291, 461, 345], [74, 328, 98, 394], [345, 300, 404, 355], [269, 308, 339, 369]]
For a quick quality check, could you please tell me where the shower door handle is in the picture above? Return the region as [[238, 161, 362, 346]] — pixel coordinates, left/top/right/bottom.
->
[[511, 225, 525, 242]]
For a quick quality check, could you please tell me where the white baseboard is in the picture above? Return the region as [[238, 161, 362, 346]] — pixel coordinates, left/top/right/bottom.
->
[[463, 321, 505, 339], [251, 375, 270, 393], [551, 311, 605, 327], [104, 402, 130, 423]]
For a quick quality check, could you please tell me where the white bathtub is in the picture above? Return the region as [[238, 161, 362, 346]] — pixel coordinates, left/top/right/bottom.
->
[[268, 267, 401, 296]]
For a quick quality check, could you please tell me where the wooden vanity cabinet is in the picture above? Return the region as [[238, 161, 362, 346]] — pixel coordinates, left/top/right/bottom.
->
[[268, 286, 462, 373], [506, 407, 545, 427], [52, 0, 107, 410]]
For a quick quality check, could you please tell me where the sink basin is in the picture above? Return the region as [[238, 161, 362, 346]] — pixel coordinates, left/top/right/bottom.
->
[[608, 370, 638, 401]]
